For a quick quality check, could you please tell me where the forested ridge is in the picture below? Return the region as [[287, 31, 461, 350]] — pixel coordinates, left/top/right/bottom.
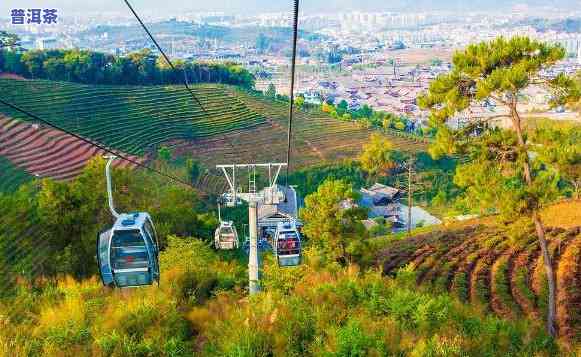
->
[[0, 48, 255, 88]]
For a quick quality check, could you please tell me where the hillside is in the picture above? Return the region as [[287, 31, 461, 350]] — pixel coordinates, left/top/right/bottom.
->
[[376, 201, 581, 343], [0, 79, 265, 156], [0, 79, 427, 193], [0, 115, 141, 184], [0, 237, 561, 356], [174, 88, 427, 169], [0, 156, 32, 193]]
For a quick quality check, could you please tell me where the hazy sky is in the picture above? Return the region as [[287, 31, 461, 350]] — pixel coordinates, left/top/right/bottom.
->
[[1, 0, 579, 16]]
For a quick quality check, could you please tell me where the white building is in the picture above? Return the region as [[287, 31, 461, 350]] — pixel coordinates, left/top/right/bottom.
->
[[35, 37, 58, 50]]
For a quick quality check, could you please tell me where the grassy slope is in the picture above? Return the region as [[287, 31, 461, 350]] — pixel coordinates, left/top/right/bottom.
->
[[0, 237, 559, 356], [542, 200, 581, 229], [376, 200, 581, 344]]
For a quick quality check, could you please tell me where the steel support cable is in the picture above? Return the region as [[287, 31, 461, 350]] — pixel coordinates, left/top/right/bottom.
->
[[285, 0, 300, 187], [0, 98, 196, 189], [122, 0, 209, 115]]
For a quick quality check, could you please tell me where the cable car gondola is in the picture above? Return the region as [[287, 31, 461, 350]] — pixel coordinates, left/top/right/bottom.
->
[[97, 156, 160, 288], [98, 212, 160, 287], [214, 198, 240, 250], [273, 221, 301, 267], [214, 221, 239, 250]]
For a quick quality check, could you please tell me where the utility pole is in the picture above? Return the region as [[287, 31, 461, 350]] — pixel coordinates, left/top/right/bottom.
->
[[217, 163, 286, 295], [407, 157, 414, 237]]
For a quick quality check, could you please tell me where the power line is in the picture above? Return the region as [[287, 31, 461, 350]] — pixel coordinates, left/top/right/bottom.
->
[[122, 0, 208, 115], [0, 97, 196, 189], [285, 0, 300, 187]]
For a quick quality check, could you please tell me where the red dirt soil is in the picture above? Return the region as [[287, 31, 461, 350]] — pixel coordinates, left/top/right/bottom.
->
[[0, 73, 26, 80], [0, 116, 143, 181]]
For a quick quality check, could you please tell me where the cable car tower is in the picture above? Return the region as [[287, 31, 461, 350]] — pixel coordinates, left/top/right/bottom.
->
[[217, 163, 287, 295]]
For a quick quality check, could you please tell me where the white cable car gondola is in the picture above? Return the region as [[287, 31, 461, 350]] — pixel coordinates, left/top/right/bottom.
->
[[97, 156, 160, 288], [214, 221, 239, 250], [214, 198, 239, 250], [273, 220, 301, 267]]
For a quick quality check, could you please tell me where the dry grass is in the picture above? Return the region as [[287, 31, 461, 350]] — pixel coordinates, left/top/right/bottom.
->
[[388, 48, 454, 65], [541, 200, 581, 229]]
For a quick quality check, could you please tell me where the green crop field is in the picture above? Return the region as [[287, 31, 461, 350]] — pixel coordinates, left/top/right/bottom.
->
[[0, 79, 429, 195], [174, 88, 428, 169], [0, 79, 265, 155]]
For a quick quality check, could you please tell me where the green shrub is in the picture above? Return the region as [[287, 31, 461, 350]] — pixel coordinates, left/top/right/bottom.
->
[[334, 319, 386, 356]]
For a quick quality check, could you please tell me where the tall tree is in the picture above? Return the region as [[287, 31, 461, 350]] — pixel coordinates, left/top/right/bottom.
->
[[265, 83, 276, 98], [418, 36, 580, 336], [299, 180, 367, 265], [534, 125, 581, 199], [359, 133, 395, 180]]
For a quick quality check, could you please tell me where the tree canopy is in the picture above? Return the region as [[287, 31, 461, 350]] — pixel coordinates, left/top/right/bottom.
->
[[299, 179, 368, 265], [0, 48, 255, 88], [533, 124, 581, 199], [359, 133, 395, 178]]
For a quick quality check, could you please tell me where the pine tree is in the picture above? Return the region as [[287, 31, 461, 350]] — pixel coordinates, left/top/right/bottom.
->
[[418, 36, 580, 336]]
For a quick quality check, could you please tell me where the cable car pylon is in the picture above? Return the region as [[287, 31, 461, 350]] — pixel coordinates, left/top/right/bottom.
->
[[217, 163, 287, 295]]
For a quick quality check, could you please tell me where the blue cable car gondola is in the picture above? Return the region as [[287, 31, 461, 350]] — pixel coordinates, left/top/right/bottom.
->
[[273, 221, 301, 267], [98, 212, 160, 288], [97, 156, 160, 288]]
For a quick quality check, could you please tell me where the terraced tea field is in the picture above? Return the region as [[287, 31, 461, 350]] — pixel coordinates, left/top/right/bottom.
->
[[173, 88, 428, 170], [0, 79, 265, 156], [0, 79, 427, 194], [376, 205, 581, 343], [0, 116, 141, 185]]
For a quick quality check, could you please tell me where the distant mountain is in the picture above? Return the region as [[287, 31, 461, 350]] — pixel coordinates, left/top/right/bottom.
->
[[515, 17, 581, 33], [81, 20, 324, 48]]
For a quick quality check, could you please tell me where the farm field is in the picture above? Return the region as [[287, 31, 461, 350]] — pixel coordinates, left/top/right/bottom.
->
[[0, 116, 141, 184], [174, 88, 427, 169], [376, 201, 581, 344], [0, 79, 265, 156], [0, 79, 427, 195]]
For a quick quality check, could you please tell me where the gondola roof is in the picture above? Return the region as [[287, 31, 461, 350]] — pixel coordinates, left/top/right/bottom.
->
[[112, 212, 149, 230], [258, 185, 298, 221]]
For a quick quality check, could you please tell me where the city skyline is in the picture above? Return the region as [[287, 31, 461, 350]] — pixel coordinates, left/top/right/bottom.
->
[[1, 0, 580, 17]]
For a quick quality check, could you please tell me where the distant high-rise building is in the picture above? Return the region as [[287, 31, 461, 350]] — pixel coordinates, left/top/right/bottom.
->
[[35, 38, 58, 50]]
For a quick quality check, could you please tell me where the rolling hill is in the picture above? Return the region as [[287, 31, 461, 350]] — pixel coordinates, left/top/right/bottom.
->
[[173, 88, 427, 168], [0, 79, 427, 192], [0, 79, 266, 156]]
